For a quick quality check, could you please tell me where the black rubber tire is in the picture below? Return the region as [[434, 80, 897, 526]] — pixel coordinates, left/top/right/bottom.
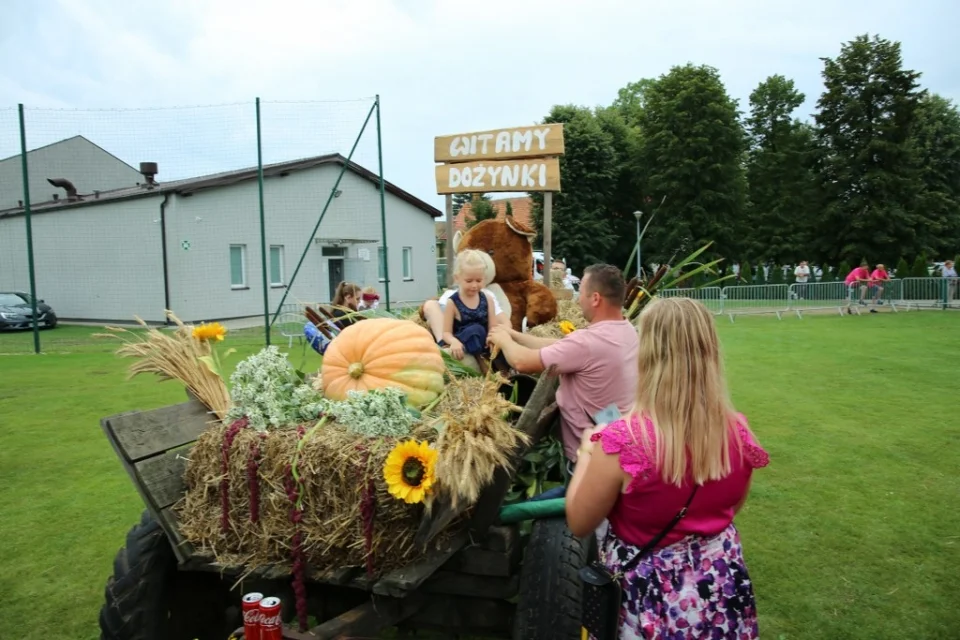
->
[[512, 516, 594, 640], [99, 511, 234, 640]]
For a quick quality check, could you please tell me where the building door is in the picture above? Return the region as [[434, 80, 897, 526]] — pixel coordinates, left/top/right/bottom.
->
[[328, 258, 345, 300]]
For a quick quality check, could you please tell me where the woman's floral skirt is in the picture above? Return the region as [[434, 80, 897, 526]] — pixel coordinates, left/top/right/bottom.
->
[[598, 523, 759, 640]]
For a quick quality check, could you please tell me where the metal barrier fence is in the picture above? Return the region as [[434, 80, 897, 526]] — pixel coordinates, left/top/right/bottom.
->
[[656, 287, 724, 315], [720, 284, 790, 321], [654, 277, 959, 319], [899, 277, 960, 310]]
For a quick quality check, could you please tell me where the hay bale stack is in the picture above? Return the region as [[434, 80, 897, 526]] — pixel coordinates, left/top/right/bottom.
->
[[178, 421, 441, 575], [177, 371, 524, 576], [528, 299, 588, 339]]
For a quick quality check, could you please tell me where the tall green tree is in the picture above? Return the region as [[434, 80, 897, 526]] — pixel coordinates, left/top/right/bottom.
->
[[637, 64, 748, 262], [813, 34, 925, 264], [594, 104, 643, 270], [744, 75, 818, 264], [467, 195, 497, 227], [530, 105, 619, 272], [452, 193, 472, 216], [910, 93, 960, 257]]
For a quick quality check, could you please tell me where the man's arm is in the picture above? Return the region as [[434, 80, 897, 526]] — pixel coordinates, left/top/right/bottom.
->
[[512, 329, 559, 350], [496, 339, 545, 374]]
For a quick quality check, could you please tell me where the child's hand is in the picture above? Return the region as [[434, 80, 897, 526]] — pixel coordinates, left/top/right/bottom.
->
[[450, 339, 465, 360]]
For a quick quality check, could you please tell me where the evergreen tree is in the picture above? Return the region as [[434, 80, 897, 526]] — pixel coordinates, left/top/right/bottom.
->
[[637, 64, 748, 261], [530, 105, 619, 271], [740, 261, 754, 285], [911, 253, 929, 278], [813, 34, 925, 264], [895, 257, 910, 279], [910, 94, 960, 255], [467, 196, 498, 227], [744, 75, 818, 264], [837, 261, 852, 282]]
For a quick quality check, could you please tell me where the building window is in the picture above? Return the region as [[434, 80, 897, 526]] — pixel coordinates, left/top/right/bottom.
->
[[230, 244, 247, 288], [402, 247, 413, 280], [269, 245, 284, 286], [378, 246, 386, 281]]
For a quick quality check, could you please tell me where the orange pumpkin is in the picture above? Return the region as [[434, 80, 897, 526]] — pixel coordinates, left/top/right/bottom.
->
[[321, 318, 446, 407]]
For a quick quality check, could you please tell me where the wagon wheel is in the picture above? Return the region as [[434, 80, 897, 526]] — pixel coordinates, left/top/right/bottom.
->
[[512, 516, 594, 640], [99, 511, 237, 640]]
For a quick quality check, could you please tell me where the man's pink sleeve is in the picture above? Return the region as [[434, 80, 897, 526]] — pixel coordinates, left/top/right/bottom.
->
[[540, 332, 590, 374]]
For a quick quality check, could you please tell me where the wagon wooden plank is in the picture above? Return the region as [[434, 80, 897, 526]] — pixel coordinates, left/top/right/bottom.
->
[[105, 400, 214, 463], [422, 571, 520, 599], [133, 448, 190, 511], [372, 530, 470, 597], [309, 593, 425, 639]]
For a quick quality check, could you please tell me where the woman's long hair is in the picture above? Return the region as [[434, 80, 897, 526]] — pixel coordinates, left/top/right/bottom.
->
[[332, 282, 361, 308], [632, 297, 749, 486]]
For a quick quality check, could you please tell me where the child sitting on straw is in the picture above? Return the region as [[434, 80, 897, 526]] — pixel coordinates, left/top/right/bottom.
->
[[441, 250, 510, 374]]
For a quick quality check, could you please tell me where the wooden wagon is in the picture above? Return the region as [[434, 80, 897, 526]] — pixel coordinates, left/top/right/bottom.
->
[[96, 372, 592, 640]]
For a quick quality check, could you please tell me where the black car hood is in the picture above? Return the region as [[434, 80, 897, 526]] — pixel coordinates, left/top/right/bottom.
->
[[0, 302, 52, 315]]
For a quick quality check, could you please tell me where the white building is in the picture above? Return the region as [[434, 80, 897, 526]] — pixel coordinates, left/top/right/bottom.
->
[[0, 139, 441, 324]]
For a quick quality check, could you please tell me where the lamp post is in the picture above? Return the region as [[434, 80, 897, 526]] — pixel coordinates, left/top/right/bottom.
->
[[633, 210, 643, 279]]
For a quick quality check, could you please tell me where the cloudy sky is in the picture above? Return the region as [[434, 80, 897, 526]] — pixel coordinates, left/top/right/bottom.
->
[[1, 0, 956, 212]]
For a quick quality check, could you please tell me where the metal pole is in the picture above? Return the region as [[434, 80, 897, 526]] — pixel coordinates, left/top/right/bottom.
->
[[444, 195, 454, 287], [271, 99, 378, 326], [256, 98, 271, 346], [543, 192, 553, 289], [18, 104, 40, 354], [375, 95, 391, 312]]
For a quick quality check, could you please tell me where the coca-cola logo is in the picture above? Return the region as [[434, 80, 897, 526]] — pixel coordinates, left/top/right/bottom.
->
[[259, 613, 281, 628], [243, 608, 281, 628]]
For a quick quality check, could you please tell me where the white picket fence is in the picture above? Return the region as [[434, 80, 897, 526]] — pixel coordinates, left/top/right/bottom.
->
[[658, 277, 960, 321]]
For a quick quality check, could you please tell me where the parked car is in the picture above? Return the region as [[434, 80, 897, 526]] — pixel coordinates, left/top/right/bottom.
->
[[0, 292, 58, 330]]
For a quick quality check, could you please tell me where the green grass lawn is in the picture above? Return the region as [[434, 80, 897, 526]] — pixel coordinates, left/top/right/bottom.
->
[[1, 313, 958, 639]]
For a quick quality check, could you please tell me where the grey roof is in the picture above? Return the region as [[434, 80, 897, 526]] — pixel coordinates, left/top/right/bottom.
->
[[0, 153, 442, 219]]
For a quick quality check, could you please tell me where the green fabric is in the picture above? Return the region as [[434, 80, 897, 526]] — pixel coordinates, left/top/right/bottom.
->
[[498, 498, 566, 524]]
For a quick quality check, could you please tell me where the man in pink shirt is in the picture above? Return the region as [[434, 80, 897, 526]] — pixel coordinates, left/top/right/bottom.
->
[[844, 262, 872, 313], [869, 263, 890, 309], [487, 264, 640, 465]]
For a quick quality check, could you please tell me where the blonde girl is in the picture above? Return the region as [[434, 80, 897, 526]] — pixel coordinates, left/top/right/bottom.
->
[[566, 297, 769, 639], [442, 249, 499, 360]]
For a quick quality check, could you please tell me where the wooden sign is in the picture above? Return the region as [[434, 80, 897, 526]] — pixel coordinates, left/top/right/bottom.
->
[[434, 125, 565, 163], [435, 157, 561, 194]]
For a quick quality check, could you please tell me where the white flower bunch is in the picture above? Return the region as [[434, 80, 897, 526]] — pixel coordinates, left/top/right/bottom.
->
[[324, 387, 416, 438], [225, 346, 324, 431]]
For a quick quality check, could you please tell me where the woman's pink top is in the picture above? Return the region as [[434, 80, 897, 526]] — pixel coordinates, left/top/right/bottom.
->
[[590, 413, 769, 549]]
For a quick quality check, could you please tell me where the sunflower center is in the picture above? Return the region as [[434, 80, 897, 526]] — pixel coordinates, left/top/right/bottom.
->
[[401, 458, 426, 487]]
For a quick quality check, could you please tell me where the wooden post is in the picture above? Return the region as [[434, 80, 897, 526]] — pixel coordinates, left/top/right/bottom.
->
[[445, 194, 455, 287], [542, 191, 553, 290]]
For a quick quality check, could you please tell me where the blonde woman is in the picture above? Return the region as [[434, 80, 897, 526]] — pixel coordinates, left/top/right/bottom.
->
[[567, 297, 769, 639]]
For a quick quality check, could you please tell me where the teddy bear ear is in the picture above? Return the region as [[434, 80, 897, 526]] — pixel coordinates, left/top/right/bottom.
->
[[453, 229, 464, 252], [505, 216, 537, 244]]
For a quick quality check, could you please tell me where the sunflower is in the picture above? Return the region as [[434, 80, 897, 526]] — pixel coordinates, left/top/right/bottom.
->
[[383, 439, 438, 504], [192, 322, 227, 342], [559, 320, 576, 335]]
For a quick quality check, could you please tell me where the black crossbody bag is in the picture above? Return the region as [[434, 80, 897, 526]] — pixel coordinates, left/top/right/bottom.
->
[[579, 486, 698, 640]]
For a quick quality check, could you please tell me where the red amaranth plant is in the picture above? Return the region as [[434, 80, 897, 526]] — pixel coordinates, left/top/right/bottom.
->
[[357, 446, 377, 578], [286, 425, 309, 633], [246, 433, 266, 523], [220, 417, 249, 533]]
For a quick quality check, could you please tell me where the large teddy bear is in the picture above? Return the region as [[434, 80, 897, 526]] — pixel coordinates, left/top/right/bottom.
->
[[453, 216, 558, 332]]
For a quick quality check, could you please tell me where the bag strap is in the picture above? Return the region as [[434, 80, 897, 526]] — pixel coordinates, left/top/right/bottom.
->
[[617, 485, 699, 576]]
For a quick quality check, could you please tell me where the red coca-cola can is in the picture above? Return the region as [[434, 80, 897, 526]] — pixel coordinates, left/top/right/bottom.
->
[[259, 596, 283, 640], [242, 592, 264, 640]]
